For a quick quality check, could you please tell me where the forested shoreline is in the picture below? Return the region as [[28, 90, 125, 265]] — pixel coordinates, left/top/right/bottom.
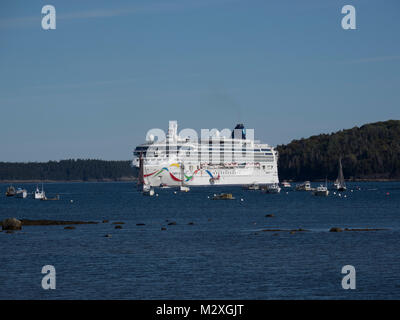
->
[[1, 120, 399, 182], [276, 120, 400, 181], [0, 159, 135, 182]]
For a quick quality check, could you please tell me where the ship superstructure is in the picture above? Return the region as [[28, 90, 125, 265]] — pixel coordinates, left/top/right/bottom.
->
[[133, 121, 279, 187]]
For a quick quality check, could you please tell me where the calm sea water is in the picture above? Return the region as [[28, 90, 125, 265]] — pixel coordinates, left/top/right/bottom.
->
[[0, 182, 399, 299]]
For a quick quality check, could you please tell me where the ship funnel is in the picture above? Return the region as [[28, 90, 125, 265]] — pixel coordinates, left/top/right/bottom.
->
[[231, 123, 246, 139]]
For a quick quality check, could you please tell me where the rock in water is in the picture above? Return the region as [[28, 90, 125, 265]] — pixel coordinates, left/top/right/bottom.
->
[[21, 219, 98, 226], [64, 226, 75, 230], [2, 218, 22, 231], [329, 227, 343, 232]]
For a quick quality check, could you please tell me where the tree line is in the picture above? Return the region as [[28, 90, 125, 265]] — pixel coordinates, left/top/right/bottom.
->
[[276, 120, 400, 181], [0, 159, 135, 181]]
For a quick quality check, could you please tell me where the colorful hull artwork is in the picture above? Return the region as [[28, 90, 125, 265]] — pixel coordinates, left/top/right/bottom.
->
[[143, 163, 219, 183]]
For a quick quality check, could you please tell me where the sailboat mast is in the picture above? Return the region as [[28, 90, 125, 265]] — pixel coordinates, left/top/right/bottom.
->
[[338, 158, 344, 183], [180, 163, 185, 186], [138, 152, 144, 186]]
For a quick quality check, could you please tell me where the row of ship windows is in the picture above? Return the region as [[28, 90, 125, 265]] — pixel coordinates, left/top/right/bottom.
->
[[144, 154, 274, 159], [137, 151, 273, 157], [135, 146, 272, 152], [154, 165, 275, 172], [140, 151, 274, 157], [201, 167, 274, 175], [143, 158, 275, 163]]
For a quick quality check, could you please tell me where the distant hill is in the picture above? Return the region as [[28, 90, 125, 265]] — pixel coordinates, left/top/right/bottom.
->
[[276, 120, 400, 181], [0, 159, 134, 182]]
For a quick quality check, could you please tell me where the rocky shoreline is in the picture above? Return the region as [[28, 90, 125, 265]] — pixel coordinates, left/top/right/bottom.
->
[[1, 217, 390, 235], [20, 219, 98, 226], [1, 218, 99, 231]]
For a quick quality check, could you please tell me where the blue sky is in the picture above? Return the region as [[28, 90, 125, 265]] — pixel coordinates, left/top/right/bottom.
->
[[0, 0, 399, 161]]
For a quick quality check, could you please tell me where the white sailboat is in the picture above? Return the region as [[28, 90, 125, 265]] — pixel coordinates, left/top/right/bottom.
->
[[333, 157, 346, 191], [179, 163, 190, 192], [34, 184, 46, 200], [138, 152, 155, 196]]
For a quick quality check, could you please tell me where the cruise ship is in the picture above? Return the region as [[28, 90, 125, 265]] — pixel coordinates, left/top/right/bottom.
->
[[132, 121, 279, 187]]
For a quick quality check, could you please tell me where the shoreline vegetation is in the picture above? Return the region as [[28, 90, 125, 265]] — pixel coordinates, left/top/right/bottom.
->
[[0, 177, 136, 183], [276, 120, 400, 181], [0, 159, 135, 183], [1, 120, 399, 183]]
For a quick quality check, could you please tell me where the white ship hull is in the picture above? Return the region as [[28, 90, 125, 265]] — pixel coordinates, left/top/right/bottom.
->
[[142, 162, 279, 187]]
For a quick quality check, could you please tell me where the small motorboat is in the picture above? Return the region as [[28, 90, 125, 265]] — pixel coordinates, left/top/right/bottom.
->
[[41, 195, 60, 201], [243, 183, 260, 190], [16, 188, 28, 199], [180, 186, 190, 192], [312, 185, 329, 196], [143, 184, 155, 196], [262, 184, 281, 194], [295, 181, 312, 191], [281, 181, 291, 188], [5, 186, 16, 197], [212, 193, 235, 200]]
